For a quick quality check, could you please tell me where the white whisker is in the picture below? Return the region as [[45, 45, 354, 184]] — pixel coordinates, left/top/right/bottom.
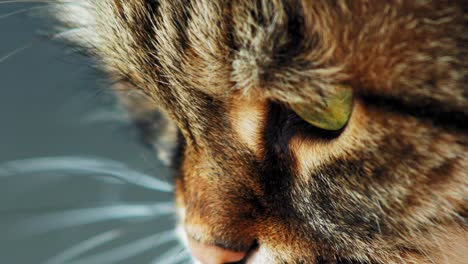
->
[[171, 253, 192, 264], [174, 255, 192, 264], [14, 202, 174, 236], [0, 0, 69, 4], [0, 44, 32, 63], [152, 245, 190, 264], [69, 230, 177, 264], [44, 229, 122, 264], [0, 156, 173, 192], [80, 109, 127, 124], [0, 5, 46, 19]]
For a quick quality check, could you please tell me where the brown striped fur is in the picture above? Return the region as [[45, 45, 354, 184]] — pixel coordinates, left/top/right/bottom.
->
[[53, 0, 467, 263]]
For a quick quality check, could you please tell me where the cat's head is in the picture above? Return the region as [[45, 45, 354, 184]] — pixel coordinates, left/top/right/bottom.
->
[[54, 0, 467, 263]]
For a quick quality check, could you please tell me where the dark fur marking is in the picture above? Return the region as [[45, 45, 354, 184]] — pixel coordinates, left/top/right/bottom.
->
[[360, 93, 468, 133], [171, 129, 186, 178], [261, 102, 305, 224], [113, 0, 125, 20]]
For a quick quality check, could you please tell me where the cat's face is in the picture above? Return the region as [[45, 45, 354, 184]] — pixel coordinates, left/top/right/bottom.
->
[[54, 0, 467, 263]]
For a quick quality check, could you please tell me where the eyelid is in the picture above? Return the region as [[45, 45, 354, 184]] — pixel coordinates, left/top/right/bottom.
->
[[288, 85, 353, 131]]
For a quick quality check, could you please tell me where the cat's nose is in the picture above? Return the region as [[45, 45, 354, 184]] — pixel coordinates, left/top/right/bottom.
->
[[188, 237, 247, 264]]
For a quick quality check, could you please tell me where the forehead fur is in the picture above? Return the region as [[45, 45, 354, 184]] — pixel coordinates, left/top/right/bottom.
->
[[53, 0, 467, 114]]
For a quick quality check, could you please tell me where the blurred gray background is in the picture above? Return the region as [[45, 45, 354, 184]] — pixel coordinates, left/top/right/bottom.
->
[[0, 3, 180, 264]]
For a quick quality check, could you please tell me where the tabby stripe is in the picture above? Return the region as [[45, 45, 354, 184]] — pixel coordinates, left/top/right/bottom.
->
[[360, 93, 468, 133], [261, 102, 304, 222]]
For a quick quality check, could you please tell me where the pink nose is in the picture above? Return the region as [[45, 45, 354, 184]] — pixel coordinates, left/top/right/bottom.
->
[[188, 238, 247, 264]]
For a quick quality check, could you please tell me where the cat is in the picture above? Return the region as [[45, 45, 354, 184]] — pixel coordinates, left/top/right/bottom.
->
[[51, 0, 467, 263]]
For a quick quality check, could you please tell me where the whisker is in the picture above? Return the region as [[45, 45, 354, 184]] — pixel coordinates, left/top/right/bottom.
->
[[151, 245, 190, 264], [0, 44, 32, 63], [44, 229, 122, 264], [69, 230, 177, 264], [80, 109, 127, 124], [0, 4, 47, 19], [0, 156, 173, 192], [171, 254, 193, 264], [13, 202, 174, 237], [0, 0, 70, 4], [171, 254, 192, 264], [151, 245, 184, 264]]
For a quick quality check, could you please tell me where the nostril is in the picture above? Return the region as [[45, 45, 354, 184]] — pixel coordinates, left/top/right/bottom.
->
[[188, 237, 248, 264]]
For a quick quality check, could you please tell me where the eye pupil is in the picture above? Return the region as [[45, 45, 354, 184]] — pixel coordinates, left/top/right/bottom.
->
[[289, 85, 353, 131]]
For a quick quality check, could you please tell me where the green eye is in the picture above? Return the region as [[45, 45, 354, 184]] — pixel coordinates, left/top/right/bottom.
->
[[289, 85, 353, 131]]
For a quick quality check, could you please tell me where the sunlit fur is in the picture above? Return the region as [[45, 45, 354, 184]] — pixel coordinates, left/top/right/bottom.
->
[[52, 0, 467, 263]]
